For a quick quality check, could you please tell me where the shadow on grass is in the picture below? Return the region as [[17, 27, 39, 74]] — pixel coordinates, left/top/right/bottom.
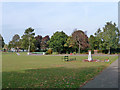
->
[[2, 65, 108, 88]]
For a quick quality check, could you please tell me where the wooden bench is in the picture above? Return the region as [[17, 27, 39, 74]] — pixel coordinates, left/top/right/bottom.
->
[[62, 56, 76, 61]]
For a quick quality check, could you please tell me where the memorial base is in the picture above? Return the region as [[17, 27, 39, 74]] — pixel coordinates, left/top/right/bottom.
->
[[83, 59, 101, 62]]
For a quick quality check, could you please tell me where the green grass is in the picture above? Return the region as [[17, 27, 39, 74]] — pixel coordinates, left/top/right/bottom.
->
[[2, 52, 118, 88]]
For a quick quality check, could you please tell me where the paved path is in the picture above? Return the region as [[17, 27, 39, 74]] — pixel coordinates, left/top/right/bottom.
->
[[82, 59, 118, 88]]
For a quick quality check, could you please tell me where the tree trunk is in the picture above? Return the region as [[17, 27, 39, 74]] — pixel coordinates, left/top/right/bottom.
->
[[109, 47, 111, 54], [79, 44, 80, 54]]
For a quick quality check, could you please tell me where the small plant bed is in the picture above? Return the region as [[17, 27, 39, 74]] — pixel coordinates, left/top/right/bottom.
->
[[83, 59, 102, 62], [83, 59, 109, 62]]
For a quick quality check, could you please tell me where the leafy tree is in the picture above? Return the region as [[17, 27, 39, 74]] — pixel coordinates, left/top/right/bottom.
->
[[89, 35, 96, 50], [41, 35, 50, 50], [12, 34, 20, 42], [0, 34, 5, 48], [101, 22, 119, 53], [35, 35, 42, 51], [64, 36, 77, 53], [72, 30, 89, 54], [21, 27, 36, 51], [90, 21, 119, 54], [48, 31, 68, 53], [12, 34, 20, 48], [4, 44, 8, 49], [64, 36, 74, 48], [8, 34, 21, 50], [89, 28, 103, 50], [8, 41, 13, 49]]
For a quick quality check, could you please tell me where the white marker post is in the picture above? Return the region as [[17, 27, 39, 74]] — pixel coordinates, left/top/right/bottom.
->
[[43, 52, 45, 55], [27, 37, 30, 55], [88, 50, 93, 61]]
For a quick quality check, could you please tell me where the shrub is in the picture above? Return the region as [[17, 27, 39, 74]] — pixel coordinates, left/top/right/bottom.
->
[[66, 51, 69, 54], [52, 52, 58, 55], [102, 50, 108, 54], [45, 51, 49, 55], [46, 49, 53, 54], [73, 52, 76, 54], [91, 50, 94, 54], [97, 50, 102, 53]]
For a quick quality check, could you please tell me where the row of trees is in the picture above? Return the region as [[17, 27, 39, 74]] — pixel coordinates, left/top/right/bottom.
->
[[7, 28, 89, 53], [89, 21, 119, 54], [48, 30, 89, 53], [1, 21, 119, 54], [8, 28, 50, 52]]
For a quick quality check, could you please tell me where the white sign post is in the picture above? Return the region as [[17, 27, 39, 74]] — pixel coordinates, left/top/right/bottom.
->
[[88, 50, 93, 61], [27, 37, 30, 55], [43, 52, 45, 55]]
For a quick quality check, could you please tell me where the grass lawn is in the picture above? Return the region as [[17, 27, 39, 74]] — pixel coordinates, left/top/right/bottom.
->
[[2, 52, 118, 88]]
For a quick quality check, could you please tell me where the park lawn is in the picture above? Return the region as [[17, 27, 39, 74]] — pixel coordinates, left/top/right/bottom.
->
[[2, 52, 118, 88]]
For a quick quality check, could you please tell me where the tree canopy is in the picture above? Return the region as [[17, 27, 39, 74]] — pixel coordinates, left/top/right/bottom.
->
[[89, 21, 119, 53], [2, 21, 119, 54], [0, 34, 5, 48], [8, 34, 20, 49], [41, 35, 50, 50], [102, 22, 119, 50], [35, 35, 42, 51], [48, 31, 68, 53], [21, 27, 36, 51], [72, 30, 89, 53]]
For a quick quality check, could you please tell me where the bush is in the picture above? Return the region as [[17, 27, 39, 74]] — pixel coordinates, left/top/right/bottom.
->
[[97, 50, 102, 53], [45, 51, 49, 55], [91, 50, 94, 54], [73, 52, 76, 54], [52, 52, 58, 55], [48, 49, 53, 54], [102, 50, 108, 54], [46, 49, 52, 54]]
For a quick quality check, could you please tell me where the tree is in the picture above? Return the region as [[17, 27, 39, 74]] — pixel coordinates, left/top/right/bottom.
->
[[8, 34, 21, 51], [8, 41, 13, 49], [12, 34, 20, 42], [0, 34, 5, 48], [12, 34, 20, 48], [89, 35, 95, 50], [101, 22, 119, 53], [21, 27, 36, 51], [41, 35, 50, 50], [91, 21, 119, 54], [4, 44, 8, 49], [35, 35, 42, 51], [48, 31, 68, 53], [89, 28, 102, 50], [64, 36, 77, 53], [64, 36, 74, 48], [72, 30, 89, 54]]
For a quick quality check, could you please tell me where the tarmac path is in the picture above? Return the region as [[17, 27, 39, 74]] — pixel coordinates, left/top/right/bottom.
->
[[82, 59, 118, 88]]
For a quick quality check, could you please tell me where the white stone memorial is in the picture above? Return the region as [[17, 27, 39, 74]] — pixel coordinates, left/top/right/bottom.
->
[[88, 50, 93, 61], [43, 52, 45, 55], [27, 52, 30, 55]]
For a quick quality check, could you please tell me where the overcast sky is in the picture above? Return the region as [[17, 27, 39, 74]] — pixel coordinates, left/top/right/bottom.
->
[[2, 2, 118, 44]]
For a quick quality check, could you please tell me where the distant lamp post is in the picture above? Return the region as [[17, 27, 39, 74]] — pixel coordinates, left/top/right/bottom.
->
[[27, 37, 30, 55]]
